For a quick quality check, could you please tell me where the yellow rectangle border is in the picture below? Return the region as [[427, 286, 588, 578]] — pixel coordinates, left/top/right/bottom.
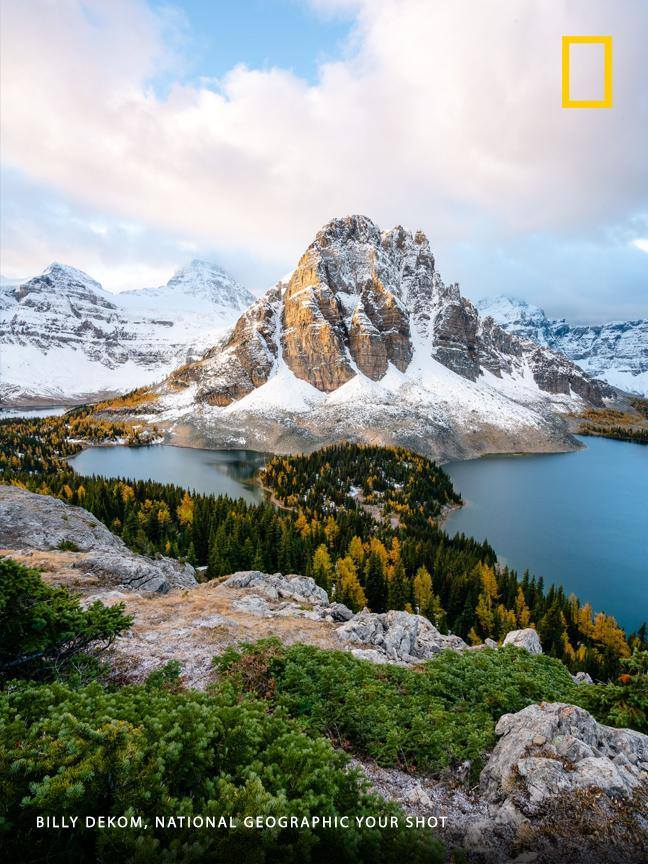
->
[[562, 35, 613, 109]]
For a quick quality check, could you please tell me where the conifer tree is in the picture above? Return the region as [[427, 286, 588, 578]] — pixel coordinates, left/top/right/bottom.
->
[[364, 551, 387, 612], [388, 560, 410, 611]]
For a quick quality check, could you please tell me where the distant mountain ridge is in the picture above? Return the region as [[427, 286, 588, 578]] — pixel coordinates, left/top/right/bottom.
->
[[476, 296, 648, 397], [0, 260, 254, 406], [126, 215, 613, 461]]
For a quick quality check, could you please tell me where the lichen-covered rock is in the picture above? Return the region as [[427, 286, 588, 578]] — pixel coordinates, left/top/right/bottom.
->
[[0, 485, 196, 592], [336, 607, 467, 663], [502, 628, 543, 654], [481, 702, 648, 813], [222, 571, 329, 606], [463, 702, 648, 863]]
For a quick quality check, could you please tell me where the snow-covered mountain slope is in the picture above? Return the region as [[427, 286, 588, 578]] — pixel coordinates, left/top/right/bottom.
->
[[129, 216, 612, 461], [477, 296, 648, 397], [0, 261, 254, 406]]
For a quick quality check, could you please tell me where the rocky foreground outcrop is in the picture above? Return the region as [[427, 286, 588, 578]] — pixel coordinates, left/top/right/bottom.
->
[[337, 607, 468, 662], [2, 542, 645, 862], [0, 485, 196, 592], [466, 702, 648, 863]]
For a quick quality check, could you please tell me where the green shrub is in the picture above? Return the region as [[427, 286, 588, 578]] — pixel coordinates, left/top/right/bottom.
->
[[578, 649, 648, 733], [0, 678, 443, 863], [217, 641, 590, 776], [56, 538, 80, 552], [0, 557, 132, 679]]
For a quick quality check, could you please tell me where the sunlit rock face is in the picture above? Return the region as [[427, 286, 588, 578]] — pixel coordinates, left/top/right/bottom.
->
[[169, 215, 607, 408]]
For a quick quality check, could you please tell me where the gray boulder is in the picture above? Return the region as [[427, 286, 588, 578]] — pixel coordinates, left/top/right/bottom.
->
[[222, 571, 329, 606], [0, 485, 196, 592], [572, 670, 594, 685], [464, 702, 648, 862], [329, 602, 354, 622], [502, 628, 543, 654], [337, 608, 467, 663], [481, 702, 648, 814]]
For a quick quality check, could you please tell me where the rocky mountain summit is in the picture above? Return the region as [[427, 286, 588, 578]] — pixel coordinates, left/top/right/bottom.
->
[[131, 216, 611, 460], [0, 260, 253, 406], [478, 295, 648, 397]]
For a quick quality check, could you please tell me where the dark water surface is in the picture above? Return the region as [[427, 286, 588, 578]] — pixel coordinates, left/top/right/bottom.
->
[[70, 445, 268, 505], [444, 437, 647, 632]]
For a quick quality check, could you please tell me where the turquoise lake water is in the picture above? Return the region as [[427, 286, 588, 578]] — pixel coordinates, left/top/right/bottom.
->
[[444, 437, 647, 632]]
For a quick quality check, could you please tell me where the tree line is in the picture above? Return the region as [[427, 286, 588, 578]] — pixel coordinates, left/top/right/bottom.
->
[[1, 417, 643, 681]]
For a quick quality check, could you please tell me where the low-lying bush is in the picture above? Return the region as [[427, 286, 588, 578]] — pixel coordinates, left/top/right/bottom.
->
[[217, 640, 643, 776], [0, 557, 132, 680], [0, 672, 443, 863]]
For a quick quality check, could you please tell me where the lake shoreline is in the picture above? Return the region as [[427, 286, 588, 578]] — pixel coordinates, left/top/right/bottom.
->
[[444, 437, 646, 633]]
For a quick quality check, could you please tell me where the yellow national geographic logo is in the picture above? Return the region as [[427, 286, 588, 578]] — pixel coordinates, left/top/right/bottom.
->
[[562, 35, 613, 108]]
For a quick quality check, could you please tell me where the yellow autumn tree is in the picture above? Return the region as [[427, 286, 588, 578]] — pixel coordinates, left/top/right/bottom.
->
[[592, 613, 630, 658], [389, 536, 401, 564], [468, 627, 482, 646], [514, 586, 532, 628], [120, 483, 135, 504], [335, 555, 366, 611], [348, 536, 366, 567], [495, 604, 517, 639], [324, 516, 339, 545], [312, 544, 334, 592], [295, 512, 309, 537], [577, 602, 595, 639], [476, 592, 495, 639], [368, 537, 389, 567], [476, 561, 499, 599], [176, 491, 194, 525], [413, 566, 432, 612]]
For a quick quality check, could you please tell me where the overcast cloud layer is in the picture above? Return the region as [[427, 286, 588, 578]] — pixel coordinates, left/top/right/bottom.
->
[[1, 0, 646, 320]]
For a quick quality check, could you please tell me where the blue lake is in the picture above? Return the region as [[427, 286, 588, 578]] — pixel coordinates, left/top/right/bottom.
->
[[70, 445, 268, 505], [70, 437, 647, 632], [0, 405, 68, 418], [444, 437, 647, 632]]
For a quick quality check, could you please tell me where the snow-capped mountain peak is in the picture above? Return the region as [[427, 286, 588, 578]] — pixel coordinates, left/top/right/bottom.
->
[[121, 259, 255, 314], [477, 295, 547, 327], [1, 259, 255, 406], [479, 295, 648, 396], [135, 215, 612, 461]]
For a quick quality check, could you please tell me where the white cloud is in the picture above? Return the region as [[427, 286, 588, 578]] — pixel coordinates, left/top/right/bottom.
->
[[632, 238, 648, 254], [1, 0, 647, 300]]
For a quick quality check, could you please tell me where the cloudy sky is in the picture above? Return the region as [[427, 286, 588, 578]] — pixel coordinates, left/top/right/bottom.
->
[[1, 0, 646, 322]]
